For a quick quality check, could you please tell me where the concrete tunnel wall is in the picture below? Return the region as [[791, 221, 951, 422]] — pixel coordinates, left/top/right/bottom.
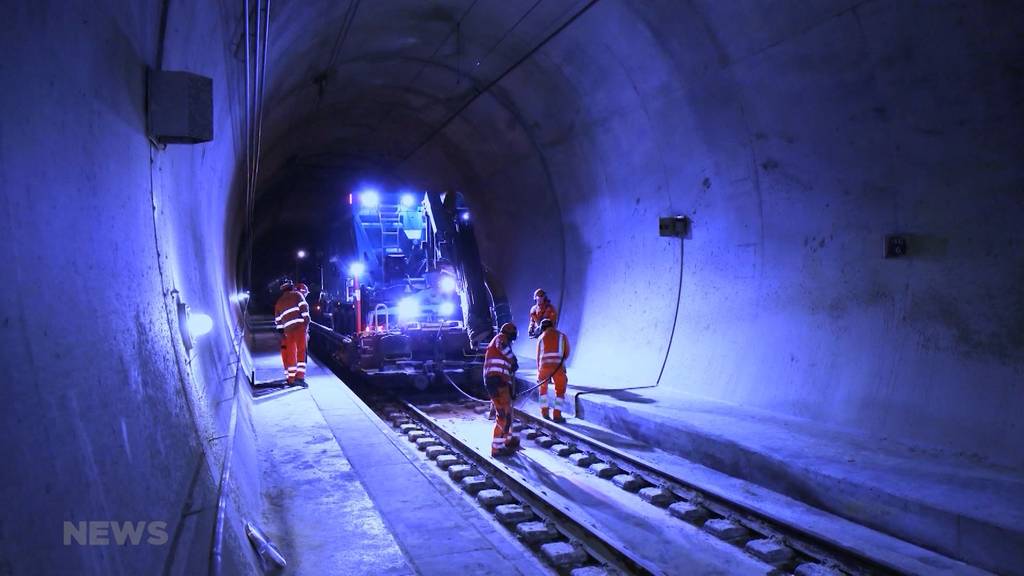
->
[[1, 1, 260, 574], [394, 1, 1024, 469]]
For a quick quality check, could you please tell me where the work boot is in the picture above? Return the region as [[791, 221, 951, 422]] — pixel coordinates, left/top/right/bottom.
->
[[294, 379, 308, 389], [540, 408, 550, 420], [551, 412, 566, 424], [506, 436, 521, 451]]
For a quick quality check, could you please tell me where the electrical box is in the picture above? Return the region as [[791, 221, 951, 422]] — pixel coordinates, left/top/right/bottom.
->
[[147, 70, 213, 144], [884, 234, 908, 258], [659, 216, 691, 238]]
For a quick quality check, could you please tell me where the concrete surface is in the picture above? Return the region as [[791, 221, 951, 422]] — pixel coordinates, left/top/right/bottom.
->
[[1, 1, 258, 574], [526, 388, 1018, 575], [250, 342, 410, 575], [251, 336, 548, 575]]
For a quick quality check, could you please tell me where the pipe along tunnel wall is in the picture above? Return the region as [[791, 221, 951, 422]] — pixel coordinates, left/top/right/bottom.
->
[[1, 0, 1022, 574]]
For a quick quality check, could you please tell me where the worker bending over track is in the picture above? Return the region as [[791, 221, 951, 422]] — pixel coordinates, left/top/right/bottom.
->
[[536, 318, 571, 422], [484, 323, 521, 457], [274, 280, 310, 387], [528, 288, 558, 338]]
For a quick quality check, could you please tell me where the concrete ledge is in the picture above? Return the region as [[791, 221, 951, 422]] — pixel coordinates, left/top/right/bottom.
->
[[571, 390, 1024, 575]]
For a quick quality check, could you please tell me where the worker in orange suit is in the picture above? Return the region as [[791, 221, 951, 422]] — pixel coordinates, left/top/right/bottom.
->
[[294, 283, 311, 379], [484, 323, 520, 457], [536, 318, 570, 422], [528, 288, 558, 338], [274, 280, 310, 387]]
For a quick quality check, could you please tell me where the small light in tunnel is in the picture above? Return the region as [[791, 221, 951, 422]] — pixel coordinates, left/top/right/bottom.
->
[[187, 312, 214, 339], [461, 212, 470, 221], [439, 301, 455, 317], [230, 291, 250, 303], [296, 249, 307, 259], [359, 189, 380, 208], [348, 193, 353, 205], [439, 275, 456, 293], [397, 297, 420, 320], [400, 193, 415, 208], [349, 261, 365, 276]]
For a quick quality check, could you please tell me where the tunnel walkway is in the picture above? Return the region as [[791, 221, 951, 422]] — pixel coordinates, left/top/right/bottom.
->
[[530, 384, 1024, 575], [248, 333, 546, 575]]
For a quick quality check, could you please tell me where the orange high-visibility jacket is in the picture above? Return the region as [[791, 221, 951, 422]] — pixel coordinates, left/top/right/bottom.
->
[[536, 328, 570, 372], [529, 300, 558, 332], [274, 291, 310, 333], [484, 333, 516, 383]]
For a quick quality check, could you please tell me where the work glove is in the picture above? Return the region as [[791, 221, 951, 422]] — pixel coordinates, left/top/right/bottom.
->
[[510, 357, 519, 373]]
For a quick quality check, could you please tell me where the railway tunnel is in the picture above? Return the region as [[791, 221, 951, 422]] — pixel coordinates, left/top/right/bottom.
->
[[1, 1, 1022, 575]]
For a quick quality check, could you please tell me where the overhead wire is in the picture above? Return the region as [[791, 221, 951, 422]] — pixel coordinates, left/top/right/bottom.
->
[[399, 0, 601, 163], [214, 3, 273, 574]]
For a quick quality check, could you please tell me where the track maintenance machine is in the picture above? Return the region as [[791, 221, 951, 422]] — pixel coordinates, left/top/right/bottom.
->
[[323, 189, 511, 390]]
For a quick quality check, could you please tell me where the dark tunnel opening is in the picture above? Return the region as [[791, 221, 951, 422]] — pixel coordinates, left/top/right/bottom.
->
[[3, 1, 1023, 574]]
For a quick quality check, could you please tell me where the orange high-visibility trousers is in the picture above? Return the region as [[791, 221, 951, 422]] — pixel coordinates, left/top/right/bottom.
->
[[488, 381, 518, 455], [280, 329, 307, 382], [538, 369, 567, 418]]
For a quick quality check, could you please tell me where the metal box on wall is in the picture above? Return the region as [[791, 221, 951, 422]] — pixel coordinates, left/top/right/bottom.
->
[[147, 70, 213, 144]]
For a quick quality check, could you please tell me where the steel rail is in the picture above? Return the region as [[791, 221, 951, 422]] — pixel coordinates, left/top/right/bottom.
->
[[399, 401, 659, 576], [511, 409, 896, 576]]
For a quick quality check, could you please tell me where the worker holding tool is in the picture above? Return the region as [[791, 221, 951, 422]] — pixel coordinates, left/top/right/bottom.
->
[[274, 280, 310, 388], [484, 323, 520, 456], [536, 318, 570, 422], [528, 288, 558, 338]]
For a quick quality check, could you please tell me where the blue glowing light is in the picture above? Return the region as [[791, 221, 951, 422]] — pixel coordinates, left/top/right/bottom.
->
[[350, 261, 366, 276], [439, 301, 456, 317], [461, 212, 470, 221], [400, 193, 415, 208], [439, 275, 457, 293], [296, 249, 307, 259], [229, 291, 249, 303], [187, 313, 214, 338], [398, 297, 420, 320], [359, 189, 380, 208]]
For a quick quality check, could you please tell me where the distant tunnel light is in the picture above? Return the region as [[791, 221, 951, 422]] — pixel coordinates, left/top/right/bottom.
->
[[439, 275, 456, 293], [359, 189, 380, 208], [296, 249, 307, 259], [187, 313, 214, 338], [397, 297, 420, 320], [349, 261, 365, 276], [230, 291, 250, 303], [461, 212, 470, 221], [400, 193, 415, 208], [439, 301, 455, 317]]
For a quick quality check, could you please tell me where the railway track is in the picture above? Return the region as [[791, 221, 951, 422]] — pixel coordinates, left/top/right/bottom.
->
[[310, 323, 985, 575], [378, 397, 651, 575], [360, 389, 921, 573], [355, 391, 894, 576], [507, 407, 893, 576]]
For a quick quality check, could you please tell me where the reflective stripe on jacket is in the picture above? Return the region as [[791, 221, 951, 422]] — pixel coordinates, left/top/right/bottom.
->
[[536, 329, 570, 370], [484, 333, 516, 382], [274, 291, 309, 332]]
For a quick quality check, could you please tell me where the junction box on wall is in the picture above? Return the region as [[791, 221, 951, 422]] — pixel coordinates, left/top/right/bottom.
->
[[659, 215, 691, 238], [147, 70, 213, 145]]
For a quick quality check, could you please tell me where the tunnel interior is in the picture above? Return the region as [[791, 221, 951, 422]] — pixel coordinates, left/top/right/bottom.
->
[[2, 1, 1022, 574]]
